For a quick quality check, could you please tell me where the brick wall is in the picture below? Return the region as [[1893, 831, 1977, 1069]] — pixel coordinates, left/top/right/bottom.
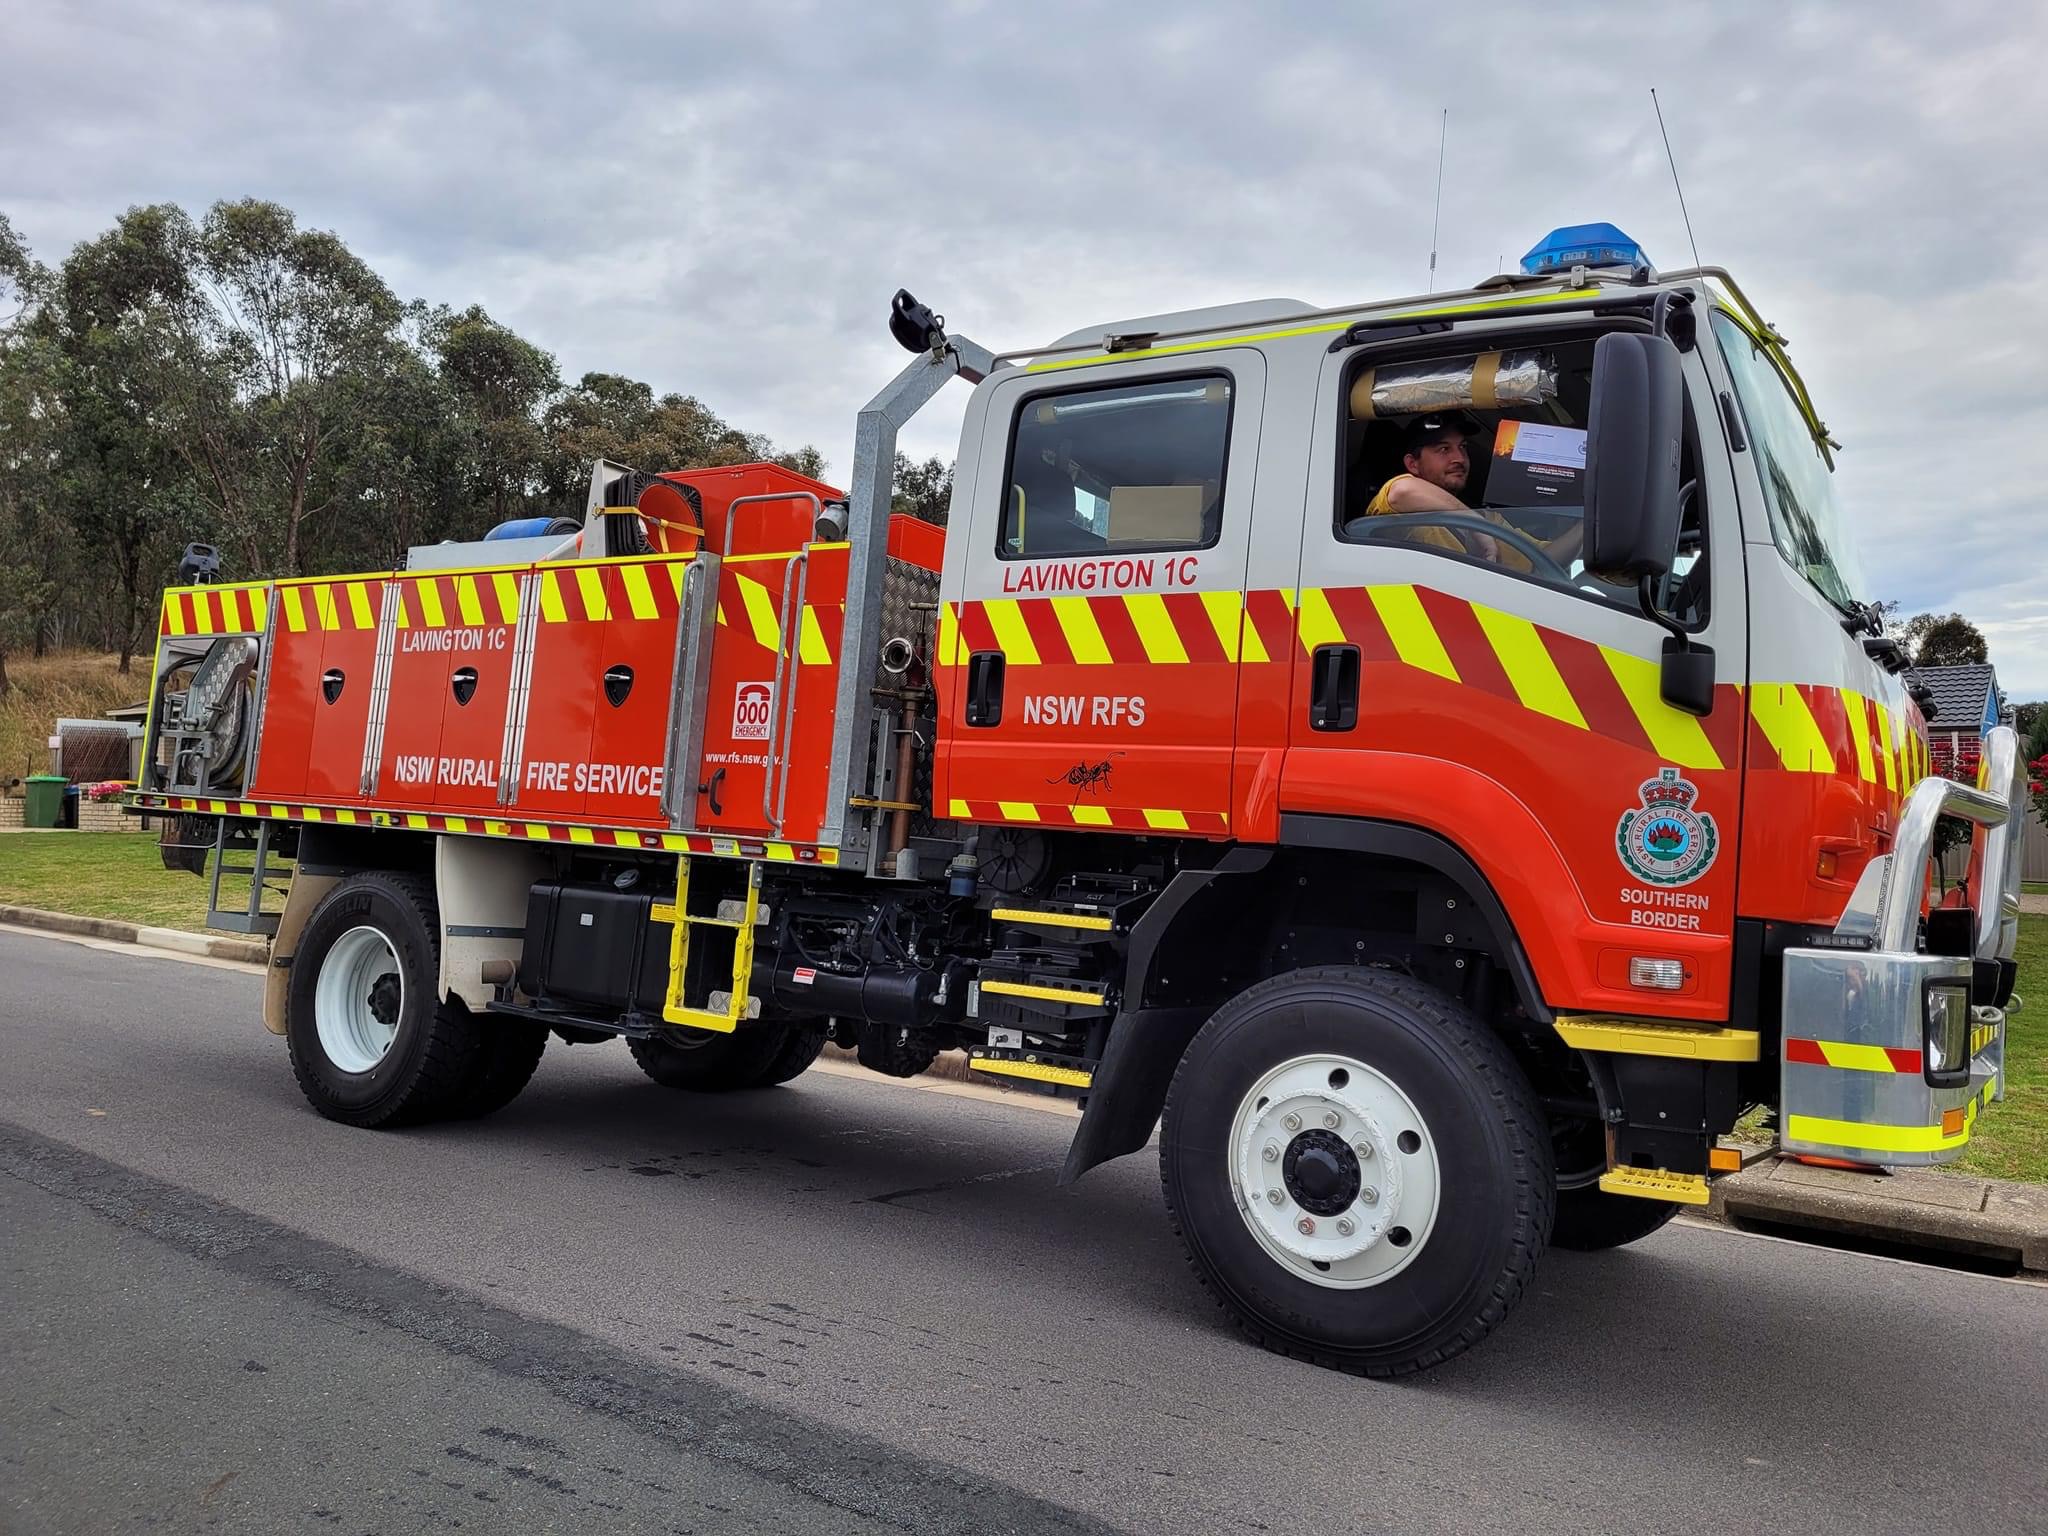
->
[[77, 800, 145, 832], [0, 798, 22, 829]]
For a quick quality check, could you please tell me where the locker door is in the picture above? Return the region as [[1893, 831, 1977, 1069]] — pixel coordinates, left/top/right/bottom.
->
[[583, 557, 688, 827], [299, 577, 386, 804], [371, 574, 454, 810], [509, 562, 607, 821], [431, 568, 525, 814]]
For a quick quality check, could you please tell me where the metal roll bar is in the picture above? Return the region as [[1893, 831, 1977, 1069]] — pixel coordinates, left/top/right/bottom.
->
[[1871, 723, 2022, 957]]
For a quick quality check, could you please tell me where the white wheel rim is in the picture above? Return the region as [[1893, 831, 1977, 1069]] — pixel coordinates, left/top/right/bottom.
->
[[315, 925, 403, 1074], [1227, 1053, 1441, 1289]]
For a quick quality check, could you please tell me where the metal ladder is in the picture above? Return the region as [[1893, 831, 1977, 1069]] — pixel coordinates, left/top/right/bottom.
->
[[650, 856, 762, 1032]]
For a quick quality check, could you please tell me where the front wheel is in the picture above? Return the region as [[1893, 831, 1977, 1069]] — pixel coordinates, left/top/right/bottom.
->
[[1551, 1187, 1680, 1250], [1160, 967, 1554, 1377]]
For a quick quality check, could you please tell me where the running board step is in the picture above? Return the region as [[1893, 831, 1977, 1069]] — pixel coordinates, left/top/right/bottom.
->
[[990, 905, 1116, 934], [1599, 1167, 1710, 1205], [967, 1048, 1094, 1089]]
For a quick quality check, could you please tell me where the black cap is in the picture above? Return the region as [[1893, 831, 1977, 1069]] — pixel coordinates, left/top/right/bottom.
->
[[1403, 411, 1480, 451]]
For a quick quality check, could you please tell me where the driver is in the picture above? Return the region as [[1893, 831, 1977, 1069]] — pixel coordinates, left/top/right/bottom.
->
[[1361, 413, 1582, 571]]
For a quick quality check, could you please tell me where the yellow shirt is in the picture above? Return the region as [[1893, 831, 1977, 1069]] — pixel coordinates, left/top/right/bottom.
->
[[1362, 476, 1534, 574]]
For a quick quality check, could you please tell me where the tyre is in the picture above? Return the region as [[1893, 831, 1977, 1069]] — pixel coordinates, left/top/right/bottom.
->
[[1160, 966, 1554, 1378], [285, 872, 481, 1127], [628, 1019, 821, 1092], [445, 1002, 548, 1121], [1551, 1187, 1680, 1251]]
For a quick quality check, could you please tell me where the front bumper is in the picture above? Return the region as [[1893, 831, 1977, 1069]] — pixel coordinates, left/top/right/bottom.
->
[[1777, 724, 2025, 1169]]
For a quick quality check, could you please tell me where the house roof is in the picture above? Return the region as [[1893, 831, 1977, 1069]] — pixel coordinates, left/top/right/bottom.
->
[[1917, 663, 1998, 731]]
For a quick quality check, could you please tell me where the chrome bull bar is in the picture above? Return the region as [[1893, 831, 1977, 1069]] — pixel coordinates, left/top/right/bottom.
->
[[1778, 725, 2025, 1165]]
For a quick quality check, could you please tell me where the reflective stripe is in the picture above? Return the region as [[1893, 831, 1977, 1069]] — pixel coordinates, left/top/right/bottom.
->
[[1051, 596, 1113, 665], [1369, 584, 1458, 680], [1785, 1113, 1968, 1155], [1602, 647, 1721, 770], [1472, 603, 1586, 728], [1750, 684, 1835, 772]]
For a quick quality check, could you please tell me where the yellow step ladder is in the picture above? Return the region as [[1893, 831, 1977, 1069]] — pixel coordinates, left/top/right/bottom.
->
[[650, 856, 761, 1033]]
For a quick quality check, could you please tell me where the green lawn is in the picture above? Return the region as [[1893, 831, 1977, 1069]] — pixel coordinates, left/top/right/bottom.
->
[[0, 829, 278, 931], [3, 831, 2045, 1180]]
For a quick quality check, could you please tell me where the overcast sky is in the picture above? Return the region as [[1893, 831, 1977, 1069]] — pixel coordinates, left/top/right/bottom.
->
[[7, 0, 2043, 697]]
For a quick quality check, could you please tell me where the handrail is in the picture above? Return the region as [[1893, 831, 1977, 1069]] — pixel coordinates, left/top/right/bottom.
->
[[724, 492, 822, 556], [1874, 732, 2013, 955], [759, 549, 809, 835], [1964, 725, 2027, 961]]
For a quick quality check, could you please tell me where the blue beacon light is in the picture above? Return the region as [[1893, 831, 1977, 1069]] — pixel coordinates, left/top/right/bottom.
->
[[1520, 223, 1649, 276]]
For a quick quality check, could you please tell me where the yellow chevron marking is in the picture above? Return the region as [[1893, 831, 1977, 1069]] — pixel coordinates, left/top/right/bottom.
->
[[414, 577, 445, 629], [1471, 604, 1585, 728], [1751, 685, 1835, 773], [937, 602, 963, 666], [1875, 705, 1898, 793], [798, 607, 831, 665], [1294, 587, 1345, 653], [346, 582, 374, 630], [1817, 1040, 1904, 1073], [947, 798, 971, 819], [221, 589, 245, 631], [1603, 648, 1721, 770], [737, 574, 779, 650], [1050, 596, 1112, 664], [491, 573, 521, 624], [765, 843, 797, 862], [620, 563, 658, 620], [1369, 585, 1457, 680], [164, 595, 188, 636], [1838, 689, 1877, 782], [538, 570, 567, 624], [1143, 807, 1190, 831], [567, 565, 602, 622], [390, 588, 410, 628], [1125, 592, 1190, 663], [1070, 804, 1113, 826], [996, 800, 1041, 822], [280, 587, 307, 633], [444, 816, 468, 833], [524, 823, 550, 840], [667, 563, 685, 599], [335, 810, 359, 825], [454, 575, 485, 628], [310, 584, 336, 630], [983, 599, 1041, 665], [405, 813, 429, 829], [568, 826, 596, 844], [1199, 589, 1243, 662]]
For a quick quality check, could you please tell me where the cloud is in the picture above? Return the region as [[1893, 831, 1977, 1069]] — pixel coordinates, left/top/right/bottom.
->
[[5, 0, 2043, 692]]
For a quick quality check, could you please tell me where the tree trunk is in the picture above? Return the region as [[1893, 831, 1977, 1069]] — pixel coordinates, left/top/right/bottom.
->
[[0, 644, 12, 700]]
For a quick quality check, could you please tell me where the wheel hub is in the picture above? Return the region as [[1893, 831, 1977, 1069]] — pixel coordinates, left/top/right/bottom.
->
[[1282, 1129, 1360, 1216], [1229, 1054, 1441, 1289], [314, 925, 403, 1075]]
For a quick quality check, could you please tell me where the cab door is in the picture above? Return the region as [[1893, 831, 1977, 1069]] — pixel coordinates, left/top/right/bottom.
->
[[940, 353, 1265, 838], [1284, 328, 1750, 1022]]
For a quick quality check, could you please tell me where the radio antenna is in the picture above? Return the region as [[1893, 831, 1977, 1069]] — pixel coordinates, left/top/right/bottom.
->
[[1651, 88, 1703, 272], [1427, 108, 1447, 292]]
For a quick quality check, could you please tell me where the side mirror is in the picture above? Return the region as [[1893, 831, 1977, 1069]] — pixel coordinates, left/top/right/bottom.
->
[[1583, 331, 1684, 579]]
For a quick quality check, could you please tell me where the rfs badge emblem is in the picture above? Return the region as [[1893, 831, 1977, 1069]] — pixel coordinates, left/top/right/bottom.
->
[[1615, 768, 1719, 887]]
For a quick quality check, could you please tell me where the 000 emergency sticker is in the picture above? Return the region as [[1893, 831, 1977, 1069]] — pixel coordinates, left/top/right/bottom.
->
[[732, 681, 773, 740]]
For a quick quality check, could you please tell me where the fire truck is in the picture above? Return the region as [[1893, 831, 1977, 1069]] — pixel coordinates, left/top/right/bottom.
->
[[131, 225, 2028, 1376]]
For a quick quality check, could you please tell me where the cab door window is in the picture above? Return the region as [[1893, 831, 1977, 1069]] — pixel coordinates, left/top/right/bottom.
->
[[1000, 375, 1232, 558]]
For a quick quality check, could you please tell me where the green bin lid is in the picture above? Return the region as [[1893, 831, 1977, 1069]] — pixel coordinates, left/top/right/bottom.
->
[[26, 774, 67, 783]]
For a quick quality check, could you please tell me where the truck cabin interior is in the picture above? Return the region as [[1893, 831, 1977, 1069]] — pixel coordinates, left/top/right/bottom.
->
[[1338, 330, 1708, 626]]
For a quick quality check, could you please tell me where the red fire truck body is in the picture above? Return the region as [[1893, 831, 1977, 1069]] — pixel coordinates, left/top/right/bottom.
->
[[133, 247, 2028, 1375]]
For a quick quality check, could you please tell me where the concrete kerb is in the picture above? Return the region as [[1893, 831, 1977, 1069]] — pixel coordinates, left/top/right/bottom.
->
[[1708, 1155, 2048, 1277], [0, 904, 268, 966]]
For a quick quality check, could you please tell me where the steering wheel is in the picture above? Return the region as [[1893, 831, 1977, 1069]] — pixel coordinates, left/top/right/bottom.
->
[[1348, 511, 1573, 584]]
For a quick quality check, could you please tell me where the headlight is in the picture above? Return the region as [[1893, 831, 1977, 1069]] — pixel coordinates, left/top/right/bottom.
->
[[1921, 980, 1971, 1087]]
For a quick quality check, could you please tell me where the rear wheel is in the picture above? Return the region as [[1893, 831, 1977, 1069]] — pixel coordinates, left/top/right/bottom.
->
[[445, 1003, 548, 1120], [628, 1018, 825, 1092], [1160, 966, 1553, 1378], [1551, 1187, 1681, 1250], [286, 872, 480, 1127]]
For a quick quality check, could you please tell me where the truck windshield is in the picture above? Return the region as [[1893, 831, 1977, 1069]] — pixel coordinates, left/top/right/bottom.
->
[[1710, 311, 1866, 610]]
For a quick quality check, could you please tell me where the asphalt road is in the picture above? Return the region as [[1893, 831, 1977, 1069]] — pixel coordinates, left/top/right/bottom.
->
[[3, 926, 2045, 1535]]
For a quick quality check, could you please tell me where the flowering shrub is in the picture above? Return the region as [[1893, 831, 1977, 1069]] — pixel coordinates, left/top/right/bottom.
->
[[2029, 754, 2047, 832], [84, 780, 130, 803]]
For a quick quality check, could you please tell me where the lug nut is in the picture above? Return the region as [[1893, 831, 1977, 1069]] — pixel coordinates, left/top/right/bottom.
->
[[1322, 1111, 1341, 1130], [1262, 1142, 1280, 1163], [1282, 1112, 1302, 1132], [1296, 1216, 1316, 1236], [1359, 1186, 1380, 1206], [1335, 1217, 1356, 1237], [1353, 1140, 1374, 1160], [1267, 1189, 1285, 1206]]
